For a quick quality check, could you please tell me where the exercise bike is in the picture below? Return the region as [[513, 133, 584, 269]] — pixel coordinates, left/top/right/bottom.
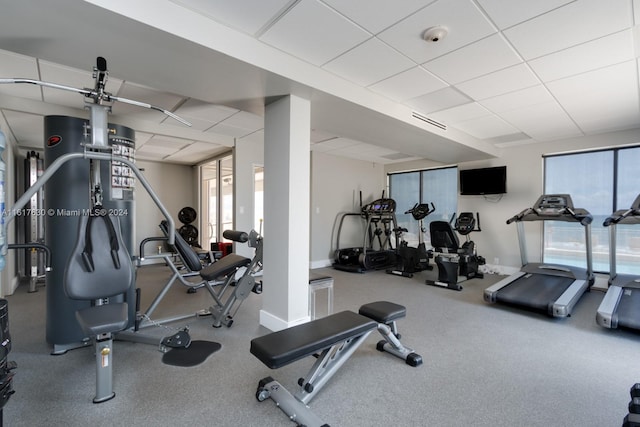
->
[[387, 202, 435, 278], [426, 212, 485, 291]]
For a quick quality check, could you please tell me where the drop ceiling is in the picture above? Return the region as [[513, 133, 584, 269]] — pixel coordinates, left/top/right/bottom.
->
[[0, 0, 638, 165]]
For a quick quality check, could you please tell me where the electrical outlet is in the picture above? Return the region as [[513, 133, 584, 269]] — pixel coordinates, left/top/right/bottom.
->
[[493, 257, 499, 265]]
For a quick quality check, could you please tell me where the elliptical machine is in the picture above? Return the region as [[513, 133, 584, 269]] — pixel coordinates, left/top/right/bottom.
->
[[426, 212, 485, 291], [387, 202, 435, 278]]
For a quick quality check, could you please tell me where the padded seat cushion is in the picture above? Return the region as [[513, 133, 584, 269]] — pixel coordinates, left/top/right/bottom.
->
[[75, 303, 129, 336], [359, 301, 406, 324], [250, 311, 377, 369], [200, 254, 251, 281]]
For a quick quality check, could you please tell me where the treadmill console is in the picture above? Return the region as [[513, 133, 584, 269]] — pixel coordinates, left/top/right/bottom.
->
[[534, 194, 573, 216], [362, 198, 396, 215]]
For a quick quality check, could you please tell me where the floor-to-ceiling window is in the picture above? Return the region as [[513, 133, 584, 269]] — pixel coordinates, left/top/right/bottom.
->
[[388, 166, 457, 248], [199, 154, 233, 249], [254, 165, 264, 235], [544, 146, 640, 274]]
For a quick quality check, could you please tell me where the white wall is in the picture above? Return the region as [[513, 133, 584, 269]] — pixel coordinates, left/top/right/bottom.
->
[[386, 128, 640, 273], [310, 151, 386, 267], [135, 160, 196, 259], [234, 135, 264, 258]]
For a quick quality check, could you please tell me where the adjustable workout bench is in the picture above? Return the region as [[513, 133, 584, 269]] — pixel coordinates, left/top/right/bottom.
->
[[251, 301, 421, 427], [127, 221, 262, 340]]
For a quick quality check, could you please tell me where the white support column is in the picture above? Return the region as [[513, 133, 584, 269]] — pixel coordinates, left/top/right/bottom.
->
[[260, 95, 310, 331]]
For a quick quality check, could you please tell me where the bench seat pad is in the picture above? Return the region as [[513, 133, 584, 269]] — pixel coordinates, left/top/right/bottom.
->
[[200, 253, 250, 281], [251, 311, 377, 369]]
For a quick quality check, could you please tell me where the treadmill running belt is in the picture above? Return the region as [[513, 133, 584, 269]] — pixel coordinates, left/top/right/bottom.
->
[[496, 274, 575, 313], [615, 288, 640, 330]]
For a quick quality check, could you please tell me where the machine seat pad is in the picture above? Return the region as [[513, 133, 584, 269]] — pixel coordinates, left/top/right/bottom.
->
[[75, 302, 129, 337], [250, 311, 377, 369], [200, 254, 251, 281], [359, 301, 406, 324]]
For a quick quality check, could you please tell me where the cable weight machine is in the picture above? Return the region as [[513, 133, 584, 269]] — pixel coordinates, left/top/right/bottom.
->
[[1, 57, 189, 353]]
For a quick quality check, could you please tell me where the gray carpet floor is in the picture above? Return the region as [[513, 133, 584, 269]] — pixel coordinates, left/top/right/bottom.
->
[[2, 263, 639, 426]]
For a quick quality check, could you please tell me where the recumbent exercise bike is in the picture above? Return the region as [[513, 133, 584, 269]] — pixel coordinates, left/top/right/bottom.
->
[[426, 212, 485, 291]]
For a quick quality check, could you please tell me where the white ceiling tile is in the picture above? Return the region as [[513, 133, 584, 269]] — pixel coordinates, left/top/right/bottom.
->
[[368, 66, 446, 101], [424, 33, 522, 84], [134, 131, 154, 147], [171, 0, 292, 35], [111, 82, 184, 120], [259, 0, 371, 66], [528, 30, 635, 82], [40, 60, 114, 109], [504, 0, 633, 60], [378, 0, 496, 64], [310, 128, 337, 143], [143, 135, 191, 150], [547, 60, 640, 133], [406, 87, 472, 114], [207, 122, 255, 138], [164, 141, 226, 163], [238, 129, 265, 145], [174, 99, 238, 122], [0, 49, 42, 100], [321, 0, 433, 34], [498, 101, 582, 141], [476, 0, 574, 29], [3, 110, 43, 147], [323, 38, 416, 86], [172, 99, 239, 131], [457, 63, 540, 100], [217, 111, 263, 132], [429, 102, 492, 124], [454, 114, 519, 139], [480, 85, 554, 113], [312, 136, 360, 151]]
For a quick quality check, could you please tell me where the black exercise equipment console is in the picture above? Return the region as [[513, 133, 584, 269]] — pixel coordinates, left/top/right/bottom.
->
[[251, 301, 421, 427]]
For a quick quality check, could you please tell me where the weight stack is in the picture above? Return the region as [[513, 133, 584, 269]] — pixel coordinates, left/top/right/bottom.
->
[[44, 115, 136, 354]]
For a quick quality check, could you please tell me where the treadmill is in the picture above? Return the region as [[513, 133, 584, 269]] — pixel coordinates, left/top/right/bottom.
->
[[484, 194, 595, 317], [596, 194, 640, 330]]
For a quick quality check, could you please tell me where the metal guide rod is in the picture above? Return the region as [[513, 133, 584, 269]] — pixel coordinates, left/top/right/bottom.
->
[[0, 78, 192, 127]]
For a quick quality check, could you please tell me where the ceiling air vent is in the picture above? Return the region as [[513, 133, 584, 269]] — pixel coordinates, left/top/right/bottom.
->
[[411, 112, 446, 130]]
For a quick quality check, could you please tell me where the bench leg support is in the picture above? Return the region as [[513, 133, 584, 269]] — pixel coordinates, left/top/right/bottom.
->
[[256, 377, 329, 427], [375, 323, 423, 367], [255, 330, 372, 426]]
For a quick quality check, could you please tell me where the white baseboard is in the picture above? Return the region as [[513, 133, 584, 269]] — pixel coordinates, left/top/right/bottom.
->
[[310, 259, 332, 270], [259, 309, 310, 332]]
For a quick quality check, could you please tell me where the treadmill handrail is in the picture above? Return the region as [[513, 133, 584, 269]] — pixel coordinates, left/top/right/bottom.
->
[[603, 208, 640, 226], [506, 207, 534, 224]]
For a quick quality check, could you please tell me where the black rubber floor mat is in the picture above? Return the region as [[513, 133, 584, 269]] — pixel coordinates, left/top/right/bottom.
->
[[162, 340, 222, 367]]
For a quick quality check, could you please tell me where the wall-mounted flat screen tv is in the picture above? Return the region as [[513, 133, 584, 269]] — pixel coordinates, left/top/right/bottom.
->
[[459, 166, 507, 195]]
